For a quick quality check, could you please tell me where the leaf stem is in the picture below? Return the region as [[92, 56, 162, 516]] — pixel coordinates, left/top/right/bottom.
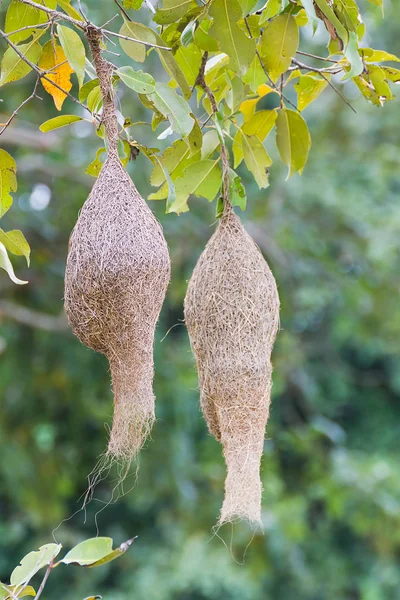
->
[[34, 560, 54, 600]]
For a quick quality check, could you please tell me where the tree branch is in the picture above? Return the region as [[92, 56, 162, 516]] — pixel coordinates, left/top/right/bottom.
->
[[0, 301, 69, 332], [194, 52, 231, 214], [34, 560, 54, 600], [0, 78, 41, 136]]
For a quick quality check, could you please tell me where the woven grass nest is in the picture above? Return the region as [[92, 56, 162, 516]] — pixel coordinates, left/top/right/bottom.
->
[[64, 28, 170, 464], [184, 210, 280, 527]]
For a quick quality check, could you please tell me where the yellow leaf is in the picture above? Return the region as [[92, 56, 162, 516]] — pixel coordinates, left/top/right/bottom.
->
[[38, 41, 73, 110]]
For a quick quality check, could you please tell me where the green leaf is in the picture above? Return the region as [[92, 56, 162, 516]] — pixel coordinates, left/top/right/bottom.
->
[[175, 44, 202, 87], [154, 0, 195, 24], [259, 0, 282, 23], [0, 584, 36, 599], [294, 74, 329, 111], [79, 78, 99, 102], [123, 0, 144, 7], [276, 108, 311, 178], [201, 130, 220, 160], [209, 0, 255, 75], [0, 229, 30, 266], [242, 109, 277, 141], [194, 23, 219, 52], [342, 31, 363, 81], [228, 168, 247, 210], [57, 25, 86, 88], [300, 0, 319, 32], [149, 83, 194, 137], [0, 149, 17, 218], [57, 0, 82, 20], [5, 0, 47, 43], [119, 21, 152, 62], [10, 544, 61, 586], [0, 37, 42, 87], [168, 159, 222, 214], [381, 66, 400, 83], [242, 133, 271, 188], [232, 129, 244, 168], [62, 537, 135, 567], [181, 21, 196, 47], [87, 86, 102, 114], [119, 21, 191, 98], [238, 0, 258, 15], [116, 66, 155, 94], [313, 0, 348, 47], [360, 48, 400, 63], [243, 57, 267, 94], [39, 115, 83, 132], [259, 13, 299, 83], [86, 148, 106, 177]]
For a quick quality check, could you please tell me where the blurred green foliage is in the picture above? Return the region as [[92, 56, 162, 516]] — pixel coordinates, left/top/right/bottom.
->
[[1, 1, 400, 599]]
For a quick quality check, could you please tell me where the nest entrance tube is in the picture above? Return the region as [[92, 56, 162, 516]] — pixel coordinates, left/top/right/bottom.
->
[[184, 211, 280, 527], [64, 28, 171, 467]]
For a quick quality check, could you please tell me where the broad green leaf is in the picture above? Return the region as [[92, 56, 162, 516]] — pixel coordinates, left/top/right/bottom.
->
[[259, 13, 299, 83], [181, 21, 196, 46], [360, 48, 400, 63], [243, 57, 267, 94], [154, 0, 195, 24], [226, 76, 245, 112], [119, 21, 153, 62], [87, 86, 102, 114], [342, 32, 363, 80], [276, 108, 311, 178], [150, 140, 189, 187], [201, 130, 220, 160], [62, 538, 113, 566], [79, 78, 99, 102], [232, 129, 244, 168], [228, 168, 247, 210], [381, 66, 400, 83], [175, 44, 202, 87], [194, 23, 219, 52], [242, 109, 277, 141], [168, 159, 222, 214], [0, 229, 30, 265], [300, 0, 319, 32], [242, 133, 271, 188], [57, 0, 82, 20], [116, 66, 155, 94], [86, 148, 106, 177], [238, 0, 258, 15], [149, 83, 194, 137], [259, 0, 282, 23], [62, 537, 135, 567], [123, 0, 144, 7], [10, 544, 61, 586], [294, 74, 329, 110], [119, 21, 191, 98], [0, 242, 27, 285], [368, 65, 392, 101], [0, 584, 36, 599], [313, 0, 348, 47], [57, 25, 86, 88], [186, 120, 202, 155], [5, 0, 47, 43], [0, 149, 17, 218], [0, 37, 42, 87], [39, 115, 83, 132], [209, 0, 255, 75]]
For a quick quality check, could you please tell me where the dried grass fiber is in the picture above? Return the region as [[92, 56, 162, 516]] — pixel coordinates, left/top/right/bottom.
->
[[184, 211, 280, 526]]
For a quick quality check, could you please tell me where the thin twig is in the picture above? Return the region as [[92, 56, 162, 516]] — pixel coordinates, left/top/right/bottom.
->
[[0, 78, 40, 135], [113, 0, 132, 21], [102, 28, 172, 51], [296, 50, 339, 64], [34, 560, 54, 600], [4, 22, 49, 36], [19, 0, 84, 27], [291, 57, 341, 74]]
